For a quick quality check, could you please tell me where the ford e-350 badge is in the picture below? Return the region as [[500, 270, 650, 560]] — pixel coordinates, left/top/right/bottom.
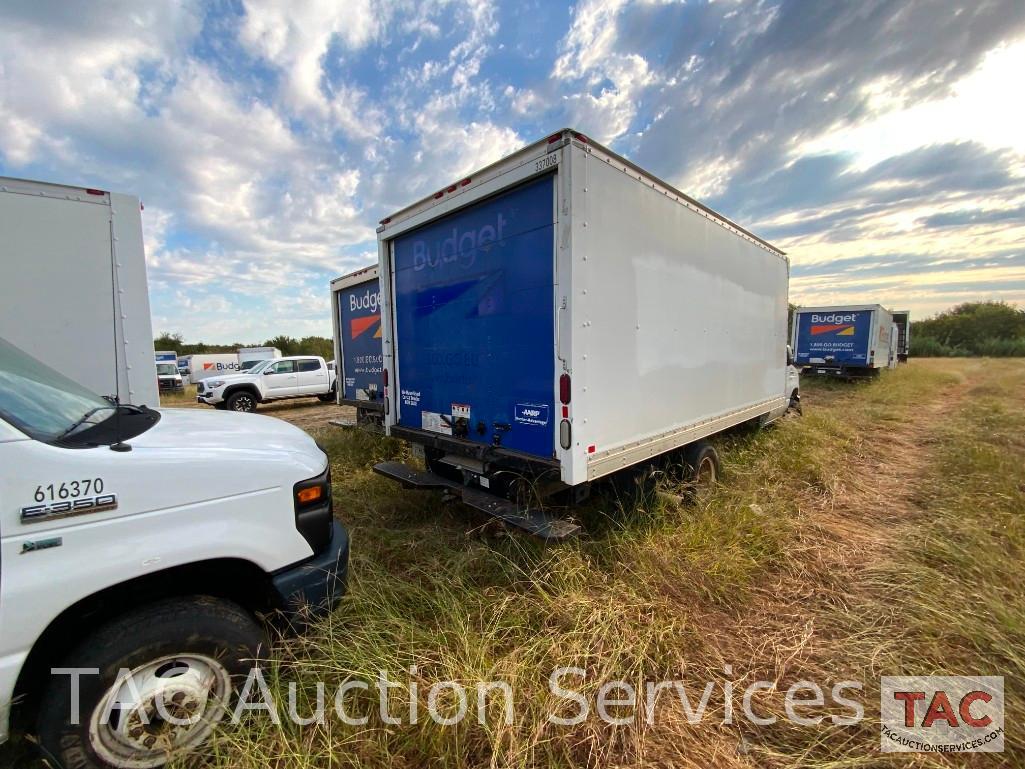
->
[[21, 494, 118, 522]]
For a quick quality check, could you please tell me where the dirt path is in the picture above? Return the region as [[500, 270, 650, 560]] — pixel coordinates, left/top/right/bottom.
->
[[710, 363, 978, 734]]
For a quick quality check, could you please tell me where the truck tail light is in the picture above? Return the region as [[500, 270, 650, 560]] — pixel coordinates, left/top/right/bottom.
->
[[293, 467, 333, 553], [559, 373, 571, 404], [383, 368, 389, 387], [560, 419, 571, 449]]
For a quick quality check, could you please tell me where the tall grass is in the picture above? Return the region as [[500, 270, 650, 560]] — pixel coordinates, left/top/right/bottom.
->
[[153, 361, 1021, 767]]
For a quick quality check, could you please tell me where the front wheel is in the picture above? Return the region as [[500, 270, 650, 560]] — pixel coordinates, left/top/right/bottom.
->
[[226, 391, 257, 412], [787, 392, 802, 416], [37, 597, 265, 769], [317, 388, 336, 403]]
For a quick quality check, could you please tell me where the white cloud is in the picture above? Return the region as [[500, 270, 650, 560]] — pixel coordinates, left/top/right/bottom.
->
[[800, 40, 1025, 170], [239, 0, 383, 114]]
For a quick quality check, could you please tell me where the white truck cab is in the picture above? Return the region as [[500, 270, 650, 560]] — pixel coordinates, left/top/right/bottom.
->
[[0, 337, 349, 768], [196, 355, 336, 412], [155, 362, 184, 393]]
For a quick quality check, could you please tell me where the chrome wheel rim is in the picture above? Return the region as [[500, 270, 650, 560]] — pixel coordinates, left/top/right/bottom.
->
[[88, 654, 232, 768]]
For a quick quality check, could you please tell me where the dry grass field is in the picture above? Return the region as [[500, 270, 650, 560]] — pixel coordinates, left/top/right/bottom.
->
[[4, 359, 1022, 768]]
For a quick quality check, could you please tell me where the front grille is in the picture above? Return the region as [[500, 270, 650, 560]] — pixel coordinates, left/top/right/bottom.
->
[[196, 383, 205, 394]]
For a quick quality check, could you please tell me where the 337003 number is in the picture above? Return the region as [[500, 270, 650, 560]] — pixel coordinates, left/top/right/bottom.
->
[[34, 478, 104, 502]]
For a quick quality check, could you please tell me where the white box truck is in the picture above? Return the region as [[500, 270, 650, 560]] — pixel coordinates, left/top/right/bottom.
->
[[155, 350, 184, 393], [373, 129, 799, 538], [0, 177, 349, 769], [238, 346, 282, 371], [0, 176, 158, 407], [330, 265, 385, 426], [891, 310, 911, 362], [791, 304, 895, 379], [184, 353, 241, 383]]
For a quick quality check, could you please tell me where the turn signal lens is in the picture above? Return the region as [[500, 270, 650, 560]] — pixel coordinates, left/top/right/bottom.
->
[[296, 486, 323, 505]]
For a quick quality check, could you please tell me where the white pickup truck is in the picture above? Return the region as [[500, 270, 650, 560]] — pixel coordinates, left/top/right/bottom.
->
[[195, 356, 336, 412], [0, 337, 349, 769]]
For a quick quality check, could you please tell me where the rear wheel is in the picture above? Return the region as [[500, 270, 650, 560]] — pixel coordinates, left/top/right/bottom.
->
[[317, 387, 336, 403], [681, 441, 720, 501], [37, 597, 265, 769], [226, 391, 257, 412]]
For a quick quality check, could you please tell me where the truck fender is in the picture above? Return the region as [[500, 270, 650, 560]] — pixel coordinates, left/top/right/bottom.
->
[[223, 383, 263, 402]]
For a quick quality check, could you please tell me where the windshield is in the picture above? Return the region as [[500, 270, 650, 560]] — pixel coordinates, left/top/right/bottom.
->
[[156, 363, 178, 376], [0, 336, 116, 441], [239, 359, 262, 371], [248, 359, 272, 374]]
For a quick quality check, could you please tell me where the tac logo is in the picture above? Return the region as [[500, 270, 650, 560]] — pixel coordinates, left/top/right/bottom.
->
[[880, 676, 1004, 752], [350, 314, 382, 340]]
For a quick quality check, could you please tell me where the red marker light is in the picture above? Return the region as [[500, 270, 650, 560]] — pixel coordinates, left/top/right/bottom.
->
[[559, 373, 571, 405], [587, 445, 596, 454], [572, 132, 589, 144], [446, 184, 457, 193], [85, 188, 105, 196], [460, 178, 472, 186], [383, 368, 389, 387], [380, 217, 391, 225], [433, 191, 444, 199], [547, 132, 563, 144]]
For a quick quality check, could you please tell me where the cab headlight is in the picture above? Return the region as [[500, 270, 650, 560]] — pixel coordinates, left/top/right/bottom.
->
[[208, 380, 225, 388]]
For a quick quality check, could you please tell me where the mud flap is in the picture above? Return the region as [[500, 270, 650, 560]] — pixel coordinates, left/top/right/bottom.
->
[[373, 461, 580, 540]]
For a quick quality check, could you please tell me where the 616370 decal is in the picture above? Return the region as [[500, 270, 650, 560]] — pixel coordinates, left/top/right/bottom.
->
[[21, 479, 117, 522]]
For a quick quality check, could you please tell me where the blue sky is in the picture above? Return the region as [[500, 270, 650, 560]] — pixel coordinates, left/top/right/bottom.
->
[[2, 0, 1024, 343]]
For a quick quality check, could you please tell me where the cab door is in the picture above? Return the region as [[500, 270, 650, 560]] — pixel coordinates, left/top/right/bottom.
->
[[261, 360, 298, 398], [296, 359, 328, 395]]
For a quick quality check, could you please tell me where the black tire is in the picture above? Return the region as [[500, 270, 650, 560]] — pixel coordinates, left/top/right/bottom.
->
[[37, 597, 265, 769], [226, 391, 258, 412], [317, 389, 336, 403], [788, 392, 802, 416], [681, 441, 720, 501]]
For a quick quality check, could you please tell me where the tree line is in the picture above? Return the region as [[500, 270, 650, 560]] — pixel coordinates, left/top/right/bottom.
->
[[158, 300, 1024, 362], [910, 301, 1025, 357], [154, 332, 334, 360]]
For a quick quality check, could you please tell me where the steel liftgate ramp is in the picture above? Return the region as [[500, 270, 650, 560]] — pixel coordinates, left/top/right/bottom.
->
[[373, 461, 580, 540]]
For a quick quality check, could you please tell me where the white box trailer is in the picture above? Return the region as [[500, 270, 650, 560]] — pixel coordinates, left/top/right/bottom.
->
[[186, 353, 242, 382], [330, 265, 385, 425], [0, 176, 158, 407], [238, 346, 282, 371], [374, 129, 798, 538], [891, 310, 910, 362], [791, 304, 895, 378]]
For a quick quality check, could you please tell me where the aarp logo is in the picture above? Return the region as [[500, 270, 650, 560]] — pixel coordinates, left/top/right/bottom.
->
[[880, 676, 1003, 752]]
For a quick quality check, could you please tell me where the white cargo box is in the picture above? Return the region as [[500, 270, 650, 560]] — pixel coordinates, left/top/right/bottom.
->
[[0, 176, 157, 407], [377, 130, 791, 488]]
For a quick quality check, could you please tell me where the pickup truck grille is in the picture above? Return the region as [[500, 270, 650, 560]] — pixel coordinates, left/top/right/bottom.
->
[[196, 382, 205, 394]]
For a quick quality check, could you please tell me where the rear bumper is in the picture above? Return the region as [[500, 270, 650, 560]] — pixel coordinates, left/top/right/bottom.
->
[[390, 425, 558, 475], [270, 520, 349, 625]]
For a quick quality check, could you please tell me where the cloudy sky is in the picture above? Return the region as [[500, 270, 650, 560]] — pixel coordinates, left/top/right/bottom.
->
[[2, 0, 1024, 343]]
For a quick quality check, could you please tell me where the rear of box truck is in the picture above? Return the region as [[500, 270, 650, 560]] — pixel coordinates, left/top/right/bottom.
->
[[378, 131, 789, 489], [387, 174, 556, 459], [793, 305, 895, 375], [331, 267, 385, 409], [0, 177, 157, 407]]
